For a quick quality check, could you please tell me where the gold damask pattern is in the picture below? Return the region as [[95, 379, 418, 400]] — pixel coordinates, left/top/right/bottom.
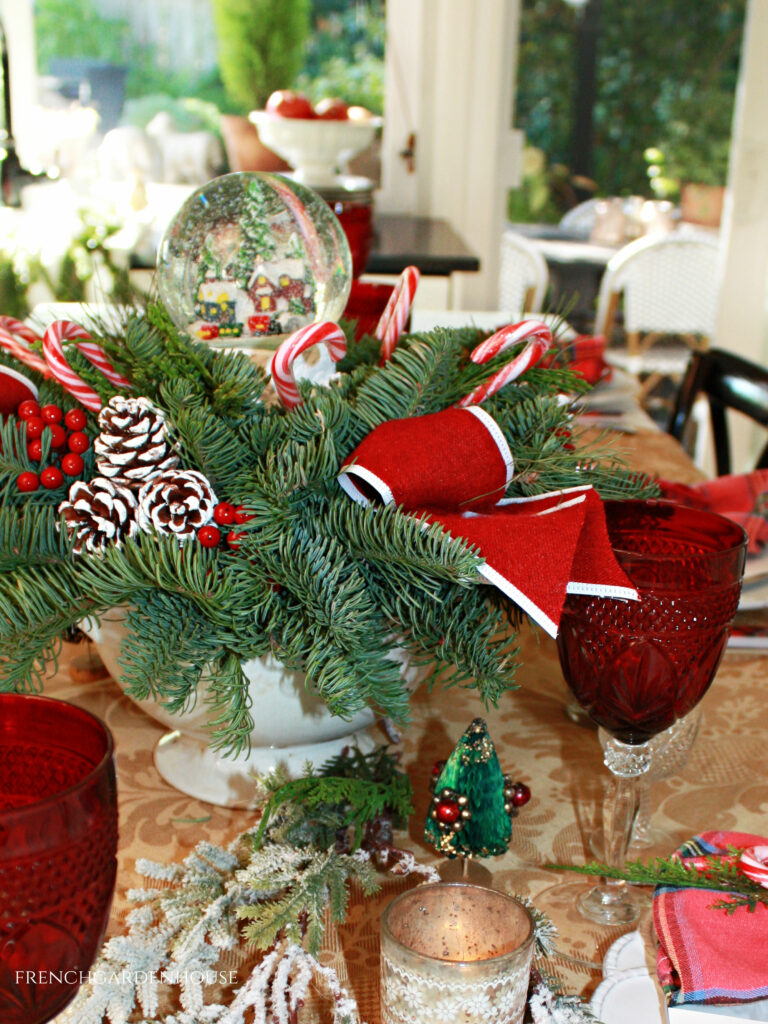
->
[[48, 429, 768, 1021]]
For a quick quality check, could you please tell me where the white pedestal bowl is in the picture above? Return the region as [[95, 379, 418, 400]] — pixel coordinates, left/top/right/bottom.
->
[[85, 612, 415, 808]]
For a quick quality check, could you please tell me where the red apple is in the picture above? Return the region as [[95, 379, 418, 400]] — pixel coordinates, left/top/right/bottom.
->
[[266, 90, 316, 119], [314, 97, 349, 120]]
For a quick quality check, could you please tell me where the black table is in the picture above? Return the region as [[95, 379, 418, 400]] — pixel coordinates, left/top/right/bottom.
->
[[365, 214, 480, 276]]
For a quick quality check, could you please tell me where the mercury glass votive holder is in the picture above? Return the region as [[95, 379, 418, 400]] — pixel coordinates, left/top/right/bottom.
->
[[380, 883, 534, 1024]]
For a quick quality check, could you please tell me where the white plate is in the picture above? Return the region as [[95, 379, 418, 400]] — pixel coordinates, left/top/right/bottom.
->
[[603, 930, 648, 976], [590, 968, 665, 1023]]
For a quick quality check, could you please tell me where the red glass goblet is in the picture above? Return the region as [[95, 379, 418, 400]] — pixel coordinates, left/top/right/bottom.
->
[[0, 694, 118, 1024], [557, 500, 746, 925]]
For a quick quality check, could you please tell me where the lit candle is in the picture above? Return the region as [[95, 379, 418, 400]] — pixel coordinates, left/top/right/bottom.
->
[[380, 883, 534, 1024]]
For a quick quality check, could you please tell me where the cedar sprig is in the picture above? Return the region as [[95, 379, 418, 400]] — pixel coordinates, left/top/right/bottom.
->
[[548, 853, 768, 913]]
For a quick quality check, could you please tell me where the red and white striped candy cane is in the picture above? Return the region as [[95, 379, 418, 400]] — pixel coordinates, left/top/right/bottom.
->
[[375, 265, 420, 364], [739, 846, 768, 888], [0, 317, 50, 377], [270, 321, 347, 409], [457, 320, 552, 408], [42, 320, 132, 412]]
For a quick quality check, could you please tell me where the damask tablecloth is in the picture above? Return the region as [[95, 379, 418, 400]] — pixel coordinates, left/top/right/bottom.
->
[[48, 427, 768, 1021]]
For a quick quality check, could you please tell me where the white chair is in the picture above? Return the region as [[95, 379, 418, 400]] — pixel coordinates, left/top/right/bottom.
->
[[594, 233, 721, 407], [498, 229, 549, 314]]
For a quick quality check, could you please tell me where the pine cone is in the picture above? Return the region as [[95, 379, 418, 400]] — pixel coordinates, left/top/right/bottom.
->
[[59, 477, 138, 555], [137, 469, 218, 540], [94, 396, 178, 488]]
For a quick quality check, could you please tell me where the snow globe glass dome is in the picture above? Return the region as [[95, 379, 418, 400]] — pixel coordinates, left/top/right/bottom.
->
[[156, 172, 352, 349]]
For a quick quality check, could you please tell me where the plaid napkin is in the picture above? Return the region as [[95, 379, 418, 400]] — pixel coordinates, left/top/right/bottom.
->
[[338, 406, 637, 636], [659, 471, 768, 554], [655, 830, 768, 1006], [542, 333, 612, 385]]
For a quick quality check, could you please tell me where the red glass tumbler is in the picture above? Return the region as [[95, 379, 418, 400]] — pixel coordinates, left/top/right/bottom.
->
[[0, 694, 118, 1023]]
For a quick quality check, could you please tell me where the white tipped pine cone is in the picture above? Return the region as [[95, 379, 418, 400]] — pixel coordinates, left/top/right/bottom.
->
[[59, 477, 138, 554], [137, 469, 218, 540], [94, 395, 178, 488]]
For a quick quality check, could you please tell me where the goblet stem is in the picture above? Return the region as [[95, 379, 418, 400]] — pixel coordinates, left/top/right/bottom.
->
[[578, 738, 651, 926]]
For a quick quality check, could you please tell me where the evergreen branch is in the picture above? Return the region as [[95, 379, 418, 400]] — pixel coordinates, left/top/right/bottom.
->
[[547, 855, 768, 911], [253, 771, 414, 850]]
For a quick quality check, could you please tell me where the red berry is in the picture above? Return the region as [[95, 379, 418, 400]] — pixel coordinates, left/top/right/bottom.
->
[[227, 530, 244, 550], [198, 524, 222, 548], [27, 439, 43, 461], [435, 798, 461, 824], [233, 505, 253, 525], [431, 759, 446, 778], [61, 452, 85, 476], [40, 404, 63, 424], [17, 399, 40, 419], [64, 408, 87, 431], [46, 424, 67, 449], [213, 502, 236, 526], [40, 465, 64, 489], [17, 471, 39, 492], [67, 431, 89, 454], [24, 415, 44, 439], [511, 782, 531, 808]]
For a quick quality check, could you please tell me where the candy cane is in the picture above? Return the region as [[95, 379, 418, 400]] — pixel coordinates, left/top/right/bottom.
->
[[375, 265, 420, 364], [739, 846, 768, 888], [42, 320, 132, 412], [457, 320, 552, 408], [0, 318, 50, 377], [270, 321, 347, 409]]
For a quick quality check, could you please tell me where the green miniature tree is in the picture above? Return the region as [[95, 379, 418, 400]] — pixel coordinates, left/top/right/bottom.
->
[[212, 0, 312, 114], [425, 718, 530, 860]]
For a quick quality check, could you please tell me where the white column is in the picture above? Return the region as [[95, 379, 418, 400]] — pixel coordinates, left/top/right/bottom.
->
[[379, 0, 523, 309], [0, 0, 37, 168], [715, 0, 768, 364], [713, 0, 768, 470]]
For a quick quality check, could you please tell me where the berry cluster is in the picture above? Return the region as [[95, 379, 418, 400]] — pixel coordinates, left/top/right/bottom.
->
[[197, 502, 253, 550], [15, 400, 90, 492]]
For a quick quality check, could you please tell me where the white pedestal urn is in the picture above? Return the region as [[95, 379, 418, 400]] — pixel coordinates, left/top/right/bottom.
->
[[86, 611, 419, 808]]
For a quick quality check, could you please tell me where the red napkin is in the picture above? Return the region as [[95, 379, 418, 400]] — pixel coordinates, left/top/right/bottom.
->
[[338, 406, 637, 636], [659, 470, 768, 554], [655, 830, 768, 1006], [542, 333, 612, 385]]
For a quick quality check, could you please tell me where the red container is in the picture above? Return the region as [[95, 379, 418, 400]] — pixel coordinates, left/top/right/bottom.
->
[[317, 178, 374, 279], [0, 694, 118, 1024], [343, 280, 395, 341]]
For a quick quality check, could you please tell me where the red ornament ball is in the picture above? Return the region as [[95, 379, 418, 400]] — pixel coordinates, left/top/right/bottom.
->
[[46, 424, 67, 449], [435, 798, 461, 824], [67, 431, 89, 454], [64, 408, 87, 431], [27, 440, 43, 461], [213, 502, 236, 526], [17, 399, 41, 420], [61, 452, 85, 477], [511, 782, 531, 808], [17, 471, 39, 492], [197, 524, 222, 548], [40, 404, 64, 424], [40, 465, 64, 489], [24, 416, 44, 440]]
